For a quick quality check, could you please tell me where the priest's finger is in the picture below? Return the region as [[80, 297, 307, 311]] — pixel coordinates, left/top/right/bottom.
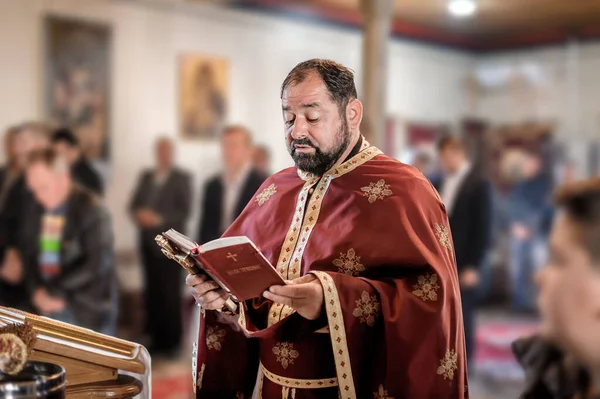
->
[[203, 290, 229, 310], [287, 274, 317, 285], [269, 283, 308, 298], [202, 288, 227, 305], [191, 280, 220, 297], [186, 273, 207, 287], [263, 291, 295, 308]]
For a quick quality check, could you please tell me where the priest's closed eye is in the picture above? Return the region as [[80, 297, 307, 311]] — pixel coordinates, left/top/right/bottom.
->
[[307, 117, 320, 124]]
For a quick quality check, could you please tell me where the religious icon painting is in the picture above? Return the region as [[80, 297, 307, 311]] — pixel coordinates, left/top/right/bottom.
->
[[179, 53, 229, 140], [44, 15, 112, 173]]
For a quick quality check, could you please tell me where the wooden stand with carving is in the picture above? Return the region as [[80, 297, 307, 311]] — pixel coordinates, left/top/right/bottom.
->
[[0, 306, 149, 399]]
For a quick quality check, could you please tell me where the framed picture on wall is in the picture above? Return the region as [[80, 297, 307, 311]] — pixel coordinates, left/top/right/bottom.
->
[[179, 54, 228, 140], [44, 15, 112, 168]]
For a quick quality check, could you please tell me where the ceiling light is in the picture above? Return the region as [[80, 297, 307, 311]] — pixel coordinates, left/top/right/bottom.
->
[[448, 0, 476, 17]]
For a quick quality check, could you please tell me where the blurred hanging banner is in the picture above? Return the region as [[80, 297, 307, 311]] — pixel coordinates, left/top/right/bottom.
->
[[44, 15, 112, 166], [179, 53, 229, 141]]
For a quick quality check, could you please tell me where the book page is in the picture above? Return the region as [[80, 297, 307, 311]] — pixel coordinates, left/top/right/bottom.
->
[[200, 236, 251, 253]]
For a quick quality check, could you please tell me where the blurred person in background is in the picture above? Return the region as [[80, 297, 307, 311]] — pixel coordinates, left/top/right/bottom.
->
[[0, 126, 26, 308], [412, 150, 433, 176], [129, 136, 191, 357], [513, 177, 600, 399], [51, 127, 104, 196], [434, 135, 492, 368], [197, 125, 266, 244], [0, 122, 50, 309], [253, 144, 271, 176], [507, 149, 553, 313], [21, 148, 117, 334]]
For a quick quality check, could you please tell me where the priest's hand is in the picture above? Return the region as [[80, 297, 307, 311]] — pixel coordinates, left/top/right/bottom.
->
[[263, 274, 324, 320], [186, 273, 229, 310]]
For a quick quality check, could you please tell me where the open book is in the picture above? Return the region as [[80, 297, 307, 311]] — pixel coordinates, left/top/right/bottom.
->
[[156, 229, 285, 302]]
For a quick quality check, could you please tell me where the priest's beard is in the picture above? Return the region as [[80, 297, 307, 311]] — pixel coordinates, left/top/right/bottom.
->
[[290, 118, 351, 176]]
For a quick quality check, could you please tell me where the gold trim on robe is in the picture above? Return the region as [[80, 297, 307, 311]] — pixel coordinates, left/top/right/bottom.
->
[[310, 271, 356, 399], [260, 362, 338, 389], [267, 141, 382, 327]]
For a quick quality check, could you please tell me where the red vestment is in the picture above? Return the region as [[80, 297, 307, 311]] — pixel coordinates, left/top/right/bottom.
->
[[193, 140, 468, 398]]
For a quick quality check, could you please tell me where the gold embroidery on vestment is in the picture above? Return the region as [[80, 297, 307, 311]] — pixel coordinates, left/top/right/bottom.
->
[[412, 273, 441, 302], [206, 325, 226, 351], [435, 223, 452, 250], [255, 184, 277, 206], [437, 349, 458, 380], [333, 248, 365, 276], [195, 363, 205, 392], [361, 179, 393, 203], [259, 362, 338, 389], [272, 342, 299, 369], [352, 291, 380, 327], [311, 271, 356, 399], [373, 384, 396, 399]]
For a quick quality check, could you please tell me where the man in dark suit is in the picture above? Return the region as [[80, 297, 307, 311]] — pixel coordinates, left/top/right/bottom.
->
[[434, 135, 492, 369], [198, 125, 266, 244], [130, 137, 192, 357], [51, 128, 104, 196], [21, 148, 117, 334]]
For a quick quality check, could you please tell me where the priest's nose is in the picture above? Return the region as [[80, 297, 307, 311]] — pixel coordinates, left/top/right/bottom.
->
[[290, 118, 309, 140]]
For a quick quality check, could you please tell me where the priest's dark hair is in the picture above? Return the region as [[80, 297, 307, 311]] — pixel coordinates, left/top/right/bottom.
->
[[554, 177, 600, 263], [281, 59, 358, 115]]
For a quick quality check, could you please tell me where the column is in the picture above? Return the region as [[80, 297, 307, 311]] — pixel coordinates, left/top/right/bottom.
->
[[361, 0, 393, 148]]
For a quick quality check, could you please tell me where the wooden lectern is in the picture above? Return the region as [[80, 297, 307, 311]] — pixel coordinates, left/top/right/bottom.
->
[[0, 306, 150, 399]]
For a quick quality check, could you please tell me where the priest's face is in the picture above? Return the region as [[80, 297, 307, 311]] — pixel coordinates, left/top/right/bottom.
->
[[537, 212, 600, 368], [282, 73, 350, 176]]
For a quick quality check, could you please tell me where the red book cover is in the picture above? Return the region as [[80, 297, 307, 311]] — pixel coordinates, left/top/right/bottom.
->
[[160, 230, 285, 301]]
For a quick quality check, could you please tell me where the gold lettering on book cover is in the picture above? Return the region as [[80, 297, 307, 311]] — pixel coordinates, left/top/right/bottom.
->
[[412, 273, 440, 302], [361, 179, 393, 204], [333, 248, 365, 276], [434, 223, 452, 250], [311, 271, 356, 399], [352, 291, 380, 327], [437, 349, 458, 380], [373, 384, 396, 399], [256, 184, 277, 206], [206, 325, 226, 351], [272, 342, 299, 369]]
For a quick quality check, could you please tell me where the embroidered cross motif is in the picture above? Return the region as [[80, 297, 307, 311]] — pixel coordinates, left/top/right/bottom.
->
[[333, 248, 365, 276], [272, 342, 299, 369], [373, 384, 396, 399], [206, 326, 226, 351], [434, 223, 452, 250], [361, 179, 393, 203], [255, 184, 277, 206], [437, 349, 458, 380], [352, 291, 380, 327], [412, 273, 441, 302]]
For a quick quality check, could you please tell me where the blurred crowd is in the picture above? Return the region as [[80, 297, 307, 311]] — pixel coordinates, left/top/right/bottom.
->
[[2, 117, 600, 397], [0, 121, 270, 358]]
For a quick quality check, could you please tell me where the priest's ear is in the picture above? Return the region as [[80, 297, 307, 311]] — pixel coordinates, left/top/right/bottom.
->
[[345, 98, 363, 132]]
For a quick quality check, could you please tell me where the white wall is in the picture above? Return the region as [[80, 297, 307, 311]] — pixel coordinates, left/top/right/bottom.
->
[[0, 0, 474, 250], [471, 41, 600, 177]]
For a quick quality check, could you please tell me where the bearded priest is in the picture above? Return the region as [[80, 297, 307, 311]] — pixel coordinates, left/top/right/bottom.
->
[[187, 59, 467, 399]]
